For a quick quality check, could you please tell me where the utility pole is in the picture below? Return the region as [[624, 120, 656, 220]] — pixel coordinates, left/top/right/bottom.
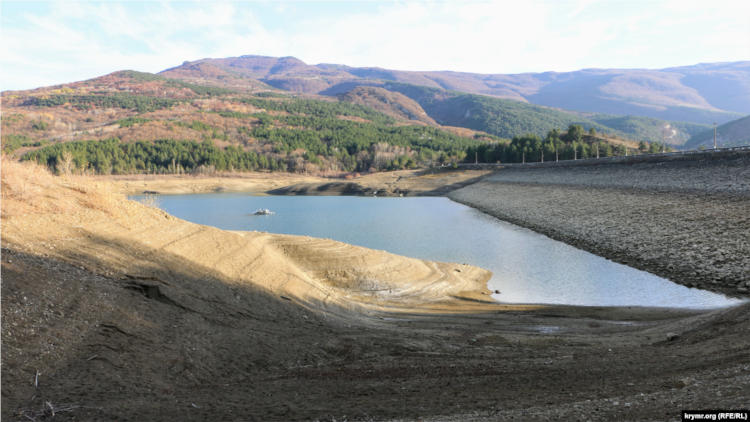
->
[[475, 150, 478, 164], [540, 149, 544, 163], [713, 122, 717, 149], [522, 151, 525, 164]]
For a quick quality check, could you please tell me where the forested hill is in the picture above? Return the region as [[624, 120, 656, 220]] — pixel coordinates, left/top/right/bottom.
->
[[1, 71, 493, 174], [161, 55, 750, 125], [0, 69, 695, 176], [362, 82, 710, 145], [160, 55, 723, 146]]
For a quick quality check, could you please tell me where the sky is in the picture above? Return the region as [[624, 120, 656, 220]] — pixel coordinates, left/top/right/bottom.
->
[[1, 0, 749, 91]]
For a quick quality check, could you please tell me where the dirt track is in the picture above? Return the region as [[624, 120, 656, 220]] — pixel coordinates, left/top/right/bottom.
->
[[2, 159, 750, 421]]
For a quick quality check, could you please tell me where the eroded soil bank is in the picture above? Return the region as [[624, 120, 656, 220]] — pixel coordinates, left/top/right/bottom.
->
[[450, 152, 750, 298], [105, 168, 492, 197], [266, 169, 492, 197], [4, 248, 750, 421]]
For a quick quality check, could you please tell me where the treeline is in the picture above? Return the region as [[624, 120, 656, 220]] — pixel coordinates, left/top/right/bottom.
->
[[23, 139, 288, 174], [248, 114, 476, 155], [2, 134, 48, 153], [22, 129, 477, 175], [24, 93, 178, 113], [465, 125, 672, 163], [117, 117, 151, 127], [239, 97, 396, 125]]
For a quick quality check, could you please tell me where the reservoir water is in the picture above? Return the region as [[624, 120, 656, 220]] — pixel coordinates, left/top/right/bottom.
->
[[134, 194, 741, 309]]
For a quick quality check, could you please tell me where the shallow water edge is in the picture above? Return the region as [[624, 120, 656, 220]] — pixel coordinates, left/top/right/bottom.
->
[[133, 193, 742, 309]]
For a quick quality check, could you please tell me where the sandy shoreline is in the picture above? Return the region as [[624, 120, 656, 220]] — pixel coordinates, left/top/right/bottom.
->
[[101, 171, 329, 195], [104, 168, 493, 196], [3, 159, 750, 420]]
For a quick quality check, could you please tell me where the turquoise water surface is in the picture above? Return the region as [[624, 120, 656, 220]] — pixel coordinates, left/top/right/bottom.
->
[[133, 194, 742, 309]]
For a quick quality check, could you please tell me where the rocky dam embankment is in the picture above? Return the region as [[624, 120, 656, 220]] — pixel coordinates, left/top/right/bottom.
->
[[450, 150, 750, 298]]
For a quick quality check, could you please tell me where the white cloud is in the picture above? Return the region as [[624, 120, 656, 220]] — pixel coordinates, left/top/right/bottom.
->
[[1, 0, 749, 90]]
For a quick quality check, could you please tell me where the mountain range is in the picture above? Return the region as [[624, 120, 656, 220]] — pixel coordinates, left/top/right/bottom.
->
[[3, 55, 749, 174], [161, 55, 750, 126]]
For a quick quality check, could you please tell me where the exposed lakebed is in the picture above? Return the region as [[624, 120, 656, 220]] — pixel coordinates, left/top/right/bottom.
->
[[133, 193, 741, 309]]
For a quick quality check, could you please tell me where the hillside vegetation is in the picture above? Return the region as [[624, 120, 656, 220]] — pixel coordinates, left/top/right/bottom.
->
[[2, 71, 487, 174], [393, 85, 608, 138], [160, 55, 749, 125], [163, 55, 727, 145], [2, 68, 698, 175], [466, 124, 671, 164], [378, 82, 703, 145]]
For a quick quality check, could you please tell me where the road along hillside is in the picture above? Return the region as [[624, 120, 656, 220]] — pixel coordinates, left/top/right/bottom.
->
[[450, 150, 750, 298]]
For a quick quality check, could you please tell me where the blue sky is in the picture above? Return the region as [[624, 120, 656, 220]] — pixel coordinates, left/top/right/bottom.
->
[[1, 0, 749, 91]]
